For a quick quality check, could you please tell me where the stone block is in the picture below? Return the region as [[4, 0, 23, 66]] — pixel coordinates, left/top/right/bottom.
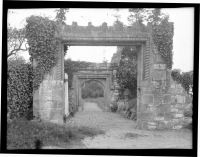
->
[[164, 112, 174, 120], [183, 117, 192, 124], [176, 95, 185, 103], [137, 111, 155, 121], [171, 118, 180, 124], [156, 111, 165, 117], [39, 109, 50, 120], [163, 95, 171, 104], [163, 120, 170, 125], [176, 84, 182, 88], [152, 81, 160, 88], [185, 96, 192, 104], [171, 96, 176, 103], [147, 121, 156, 125], [176, 87, 183, 93], [153, 70, 166, 81], [153, 64, 166, 70], [157, 104, 170, 113], [157, 121, 167, 129], [147, 105, 157, 112], [172, 125, 182, 129], [147, 125, 156, 129], [154, 95, 163, 105], [142, 87, 153, 93], [40, 101, 53, 109], [170, 108, 179, 112], [170, 83, 176, 89], [174, 113, 184, 118], [154, 116, 164, 121], [33, 100, 39, 107], [142, 95, 154, 104]]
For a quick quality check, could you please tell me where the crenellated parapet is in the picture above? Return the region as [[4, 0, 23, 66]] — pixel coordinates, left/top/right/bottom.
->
[[55, 21, 151, 45]]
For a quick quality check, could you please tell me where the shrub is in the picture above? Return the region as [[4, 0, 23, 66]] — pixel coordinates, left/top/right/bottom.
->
[[7, 59, 33, 120], [110, 101, 118, 112], [68, 89, 77, 116], [116, 46, 137, 99]]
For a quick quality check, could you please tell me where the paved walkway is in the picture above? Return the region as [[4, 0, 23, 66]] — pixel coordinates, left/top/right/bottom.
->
[[66, 102, 192, 149], [83, 102, 103, 111]]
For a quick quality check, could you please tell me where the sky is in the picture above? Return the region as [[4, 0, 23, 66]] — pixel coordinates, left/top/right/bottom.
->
[[7, 8, 194, 72]]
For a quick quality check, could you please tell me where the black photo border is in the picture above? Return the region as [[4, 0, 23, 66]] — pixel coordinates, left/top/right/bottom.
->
[[1, 1, 199, 156]]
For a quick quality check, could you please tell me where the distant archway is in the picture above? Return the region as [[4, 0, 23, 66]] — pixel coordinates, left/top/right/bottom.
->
[[72, 69, 112, 111], [81, 79, 105, 99]]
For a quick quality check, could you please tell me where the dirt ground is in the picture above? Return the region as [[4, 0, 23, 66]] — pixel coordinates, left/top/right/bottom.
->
[[65, 102, 192, 149]]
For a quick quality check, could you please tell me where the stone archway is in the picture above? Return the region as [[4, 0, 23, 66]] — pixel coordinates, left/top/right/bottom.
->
[[72, 69, 113, 111], [80, 79, 105, 111], [81, 79, 105, 98], [33, 21, 185, 130]]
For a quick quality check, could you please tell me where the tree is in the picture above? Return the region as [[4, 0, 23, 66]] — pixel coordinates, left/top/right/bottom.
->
[[171, 69, 193, 96], [128, 8, 174, 69], [128, 8, 164, 25], [7, 26, 28, 59], [55, 8, 69, 23], [128, 8, 148, 23], [116, 46, 138, 99]]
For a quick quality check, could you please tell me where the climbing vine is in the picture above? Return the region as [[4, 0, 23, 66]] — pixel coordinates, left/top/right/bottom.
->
[[128, 8, 174, 69], [151, 16, 174, 69], [171, 69, 193, 95], [25, 16, 59, 90]]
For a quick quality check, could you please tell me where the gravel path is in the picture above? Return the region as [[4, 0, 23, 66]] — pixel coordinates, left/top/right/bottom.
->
[[66, 102, 192, 149]]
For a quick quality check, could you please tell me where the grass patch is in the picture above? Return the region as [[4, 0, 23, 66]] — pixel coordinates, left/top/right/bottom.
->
[[7, 119, 105, 149]]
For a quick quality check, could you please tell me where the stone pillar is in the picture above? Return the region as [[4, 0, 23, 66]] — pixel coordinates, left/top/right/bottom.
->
[[33, 41, 65, 124], [64, 73, 69, 116]]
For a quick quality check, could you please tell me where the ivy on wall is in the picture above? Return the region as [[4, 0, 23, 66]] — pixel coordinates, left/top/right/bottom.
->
[[151, 16, 174, 69], [171, 69, 193, 95], [25, 16, 59, 90], [128, 8, 174, 69]]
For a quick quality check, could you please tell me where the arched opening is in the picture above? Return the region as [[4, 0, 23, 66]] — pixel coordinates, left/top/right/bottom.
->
[[81, 80, 105, 99]]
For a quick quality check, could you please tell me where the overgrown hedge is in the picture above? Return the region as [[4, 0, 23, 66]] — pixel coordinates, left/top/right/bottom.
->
[[7, 59, 33, 120]]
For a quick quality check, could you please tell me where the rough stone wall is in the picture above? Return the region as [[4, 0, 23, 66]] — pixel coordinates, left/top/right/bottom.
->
[[137, 42, 192, 130]]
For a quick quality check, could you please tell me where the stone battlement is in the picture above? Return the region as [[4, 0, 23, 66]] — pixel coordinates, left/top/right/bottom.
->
[[55, 22, 151, 45]]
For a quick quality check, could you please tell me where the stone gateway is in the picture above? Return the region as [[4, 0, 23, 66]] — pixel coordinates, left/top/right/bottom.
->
[[33, 21, 190, 129]]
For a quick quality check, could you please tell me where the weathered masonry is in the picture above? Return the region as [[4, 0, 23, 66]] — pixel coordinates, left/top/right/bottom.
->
[[72, 67, 112, 111], [33, 21, 190, 129]]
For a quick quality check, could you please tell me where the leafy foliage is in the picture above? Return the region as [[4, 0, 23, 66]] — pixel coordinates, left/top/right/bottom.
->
[[151, 16, 174, 69], [171, 69, 193, 95], [128, 8, 174, 69], [7, 26, 28, 58], [128, 8, 147, 23], [116, 46, 138, 98], [25, 16, 58, 90], [68, 89, 77, 117], [7, 59, 33, 120], [55, 8, 69, 24]]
